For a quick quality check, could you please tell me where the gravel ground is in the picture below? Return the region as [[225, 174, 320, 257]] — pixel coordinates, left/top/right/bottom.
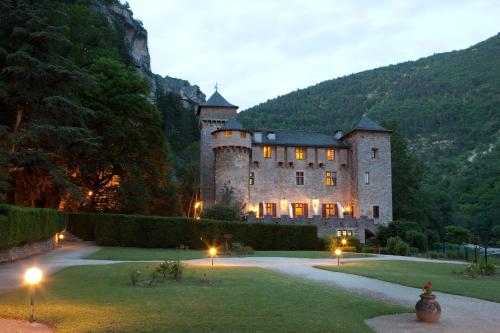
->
[[0, 318, 54, 333]]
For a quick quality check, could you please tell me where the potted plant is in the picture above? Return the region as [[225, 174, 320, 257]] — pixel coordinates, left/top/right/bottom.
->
[[415, 281, 441, 323]]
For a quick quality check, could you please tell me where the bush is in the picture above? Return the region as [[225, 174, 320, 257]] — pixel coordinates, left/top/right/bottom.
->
[[342, 246, 357, 252], [201, 205, 239, 221], [0, 204, 67, 249], [427, 251, 440, 259], [67, 213, 97, 240], [459, 261, 496, 277], [324, 235, 339, 252], [361, 246, 378, 254], [446, 250, 465, 260], [386, 236, 409, 256], [230, 241, 254, 256], [67, 212, 319, 250], [406, 230, 427, 251]]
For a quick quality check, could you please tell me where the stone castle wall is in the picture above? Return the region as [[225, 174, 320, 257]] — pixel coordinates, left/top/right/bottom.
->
[[345, 131, 392, 224], [0, 237, 57, 263]]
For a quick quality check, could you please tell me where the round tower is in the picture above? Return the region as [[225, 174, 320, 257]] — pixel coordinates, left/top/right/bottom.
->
[[212, 117, 252, 211]]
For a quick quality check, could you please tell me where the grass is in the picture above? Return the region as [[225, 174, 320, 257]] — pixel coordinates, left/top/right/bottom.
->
[[86, 247, 371, 261], [0, 263, 406, 332], [317, 260, 500, 302]]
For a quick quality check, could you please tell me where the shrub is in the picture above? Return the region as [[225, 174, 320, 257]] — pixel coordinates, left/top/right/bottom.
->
[[409, 247, 419, 256], [406, 230, 427, 251], [129, 270, 141, 286], [201, 205, 239, 221], [155, 259, 184, 281], [67, 212, 319, 250], [459, 261, 496, 277], [324, 235, 339, 252], [386, 236, 409, 256], [446, 250, 465, 260], [230, 241, 254, 256], [342, 246, 357, 253], [445, 225, 471, 244], [427, 251, 440, 259], [67, 212, 97, 240], [361, 246, 378, 253], [0, 205, 67, 249]]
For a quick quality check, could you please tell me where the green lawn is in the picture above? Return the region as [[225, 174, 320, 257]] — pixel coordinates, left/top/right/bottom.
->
[[86, 247, 371, 261], [0, 263, 406, 332], [317, 260, 500, 302]]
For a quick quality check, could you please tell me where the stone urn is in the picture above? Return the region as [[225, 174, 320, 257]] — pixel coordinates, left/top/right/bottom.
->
[[415, 293, 441, 323]]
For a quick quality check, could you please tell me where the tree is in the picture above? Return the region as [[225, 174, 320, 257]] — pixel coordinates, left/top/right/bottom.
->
[[445, 225, 471, 244]]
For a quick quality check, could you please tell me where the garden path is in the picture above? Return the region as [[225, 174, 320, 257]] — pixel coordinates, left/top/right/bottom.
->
[[0, 244, 498, 333]]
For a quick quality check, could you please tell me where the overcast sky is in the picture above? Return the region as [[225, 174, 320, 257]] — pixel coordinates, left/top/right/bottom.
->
[[126, 0, 499, 110]]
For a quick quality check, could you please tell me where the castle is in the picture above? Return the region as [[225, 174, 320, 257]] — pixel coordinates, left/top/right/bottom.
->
[[197, 90, 393, 241]]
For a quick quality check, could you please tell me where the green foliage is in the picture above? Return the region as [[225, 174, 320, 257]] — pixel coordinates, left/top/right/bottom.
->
[[229, 242, 254, 256], [0, 204, 67, 249], [386, 236, 409, 256], [238, 34, 500, 240], [459, 262, 496, 277], [67, 212, 319, 250], [155, 259, 184, 281], [445, 225, 471, 244], [201, 204, 239, 221], [405, 230, 427, 251]]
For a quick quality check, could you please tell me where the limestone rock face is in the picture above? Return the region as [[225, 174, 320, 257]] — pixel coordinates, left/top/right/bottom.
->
[[90, 0, 205, 109]]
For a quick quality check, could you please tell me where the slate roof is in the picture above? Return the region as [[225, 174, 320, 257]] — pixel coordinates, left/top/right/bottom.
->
[[197, 91, 238, 114], [212, 117, 252, 134], [349, 114, 391, 133], [252, 130, 350, 148]]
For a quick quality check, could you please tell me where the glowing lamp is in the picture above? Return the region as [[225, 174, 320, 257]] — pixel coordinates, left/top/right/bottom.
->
[[194, 201, 201, 209], [25, 267, 43, 323], [87, 191, 93, 196], [209, 247, 217, 266], [58, 233, 65, 241], [334, 248, 342, 256], [25, 267, 43, 285], [341, 238, 347, 246]]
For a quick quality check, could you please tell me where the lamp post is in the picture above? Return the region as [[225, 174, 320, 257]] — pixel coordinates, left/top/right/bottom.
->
[[335, 248, 342, 266], [209, 247, 217, 266], [24, 267, 43, 322], [58, 233, 64, 247]]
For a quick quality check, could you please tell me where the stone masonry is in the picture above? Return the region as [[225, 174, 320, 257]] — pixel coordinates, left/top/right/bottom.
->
[[198, 91, 393, 242]]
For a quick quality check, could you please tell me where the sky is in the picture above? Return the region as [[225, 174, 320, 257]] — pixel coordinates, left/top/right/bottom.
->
[[125, 0, 500, 110]]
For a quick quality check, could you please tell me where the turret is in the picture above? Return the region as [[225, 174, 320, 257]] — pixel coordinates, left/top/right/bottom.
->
[[212, 117, 252, 209], [197, 90, 238, 208], [343, 114, 393, 224]]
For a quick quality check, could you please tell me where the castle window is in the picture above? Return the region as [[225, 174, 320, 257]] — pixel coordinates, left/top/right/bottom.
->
[[263, 145, 272, 158], [296, 171, 304, 185], [240, 132, 247, 138], [265, 203, 277, 217], [224, 131, 232, 137], [325, 171, 337, 186], [373, 205, 380, 219], [249, 172, 254, 185], [292, 203, 308, 217], [371, 148, 378, 159], [322, 203, 338, 218], [295, 147, 304, 160], [327, 148, 335, 161], [213, 132, 219, 139], [364, 172, 370, 184], [337, 230, 353, 237]]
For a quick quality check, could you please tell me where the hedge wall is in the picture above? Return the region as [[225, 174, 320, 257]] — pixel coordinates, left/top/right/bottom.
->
[[67, 213, 319, 250], [0, 205, 67, 249]]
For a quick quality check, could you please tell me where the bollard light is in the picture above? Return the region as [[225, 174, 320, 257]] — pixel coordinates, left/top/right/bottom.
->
[[334, 248, 342, 266], [209, 247, 217, 266], [24, 267, 43, 322]]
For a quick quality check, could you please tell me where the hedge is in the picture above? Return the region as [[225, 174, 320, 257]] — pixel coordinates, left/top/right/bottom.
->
[[0, 205, 67, 249], [67, 213, 320, 250]]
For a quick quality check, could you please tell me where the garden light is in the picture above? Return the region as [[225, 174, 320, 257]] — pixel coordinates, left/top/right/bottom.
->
[[341, 238, 347, 246], [209, 247, 217, 266], [24, 267, 43, 322], [334, 248, 342, 266]]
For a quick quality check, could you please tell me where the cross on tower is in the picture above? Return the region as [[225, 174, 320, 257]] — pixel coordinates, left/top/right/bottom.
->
[[214, 83, 219, 92]]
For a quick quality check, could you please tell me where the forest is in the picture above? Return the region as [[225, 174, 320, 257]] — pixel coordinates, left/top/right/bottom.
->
[[0, 0, 191, 216], [239, 34, 500, 246]]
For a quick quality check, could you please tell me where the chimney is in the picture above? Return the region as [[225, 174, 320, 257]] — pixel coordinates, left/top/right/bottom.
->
[[334, 130, 343, 140], [254, 132, 262, 143]]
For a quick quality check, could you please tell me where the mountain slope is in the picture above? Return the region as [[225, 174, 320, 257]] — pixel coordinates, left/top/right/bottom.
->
[[238, 34, 500, 162]]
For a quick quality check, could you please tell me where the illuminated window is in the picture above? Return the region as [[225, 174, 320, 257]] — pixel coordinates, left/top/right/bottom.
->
[[325, 171, 337, 186], [296, 171, 304, 185], [295, 147, 304, 160], [327, 148, 335, 161], [292, 203, 308, 217], [224, 131, 232, 137], [265, 203, 277, 217], [249, 172, 254, 185], [322, 203, 337, 218], [240, 132, 247, 138], [364, 172, 370, 184], [373, 205, 380, 219], [336, 230, 353, 237], [263, 146, 272, 158], [371, 148, 378, 159]]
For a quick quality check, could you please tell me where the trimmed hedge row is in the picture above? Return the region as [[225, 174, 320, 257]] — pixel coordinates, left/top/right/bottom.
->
[[67, 213, 320, 250], [0, 205, 67, 249]]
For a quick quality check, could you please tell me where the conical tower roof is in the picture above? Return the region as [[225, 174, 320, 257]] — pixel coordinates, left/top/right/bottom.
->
[[197, 90, 238, 115], [350, 114, 391, 133]]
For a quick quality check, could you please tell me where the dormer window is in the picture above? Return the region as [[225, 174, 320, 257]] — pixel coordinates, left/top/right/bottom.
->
[[240, 132, 247, 138], [224, 131, 232, 137]]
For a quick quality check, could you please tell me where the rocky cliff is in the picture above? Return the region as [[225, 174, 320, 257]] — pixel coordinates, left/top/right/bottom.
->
[[90, 0, 205, 110]]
